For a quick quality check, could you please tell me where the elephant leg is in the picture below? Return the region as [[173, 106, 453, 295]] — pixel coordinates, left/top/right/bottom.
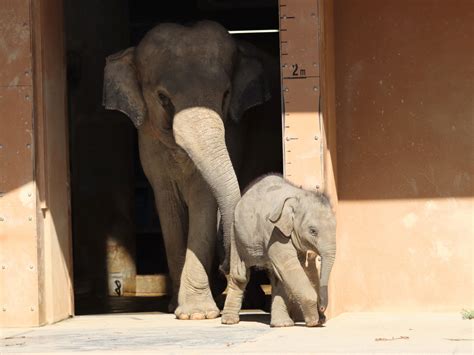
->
[[221, 270, 250, 325], [153, 181, 187, 313], [174, 177, 220, 320], [268, 240, 319, 327], [270, 273, 294, 327], [297, 252, 326, 325], [221, 228, 249, 325]]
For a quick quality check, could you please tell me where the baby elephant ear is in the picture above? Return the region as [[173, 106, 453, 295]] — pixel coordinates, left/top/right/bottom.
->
[[103, 47, 146, 127], [268, 197, 296, 238]]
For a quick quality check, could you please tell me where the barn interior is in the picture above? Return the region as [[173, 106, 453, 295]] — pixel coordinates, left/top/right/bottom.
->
[[64, 0, 282, 314]]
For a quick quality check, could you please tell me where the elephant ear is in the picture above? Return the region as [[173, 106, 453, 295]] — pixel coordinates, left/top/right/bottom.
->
[[229, 41, 272, 122], [103, 47, 146, 127], [268, 197, 296, 238]]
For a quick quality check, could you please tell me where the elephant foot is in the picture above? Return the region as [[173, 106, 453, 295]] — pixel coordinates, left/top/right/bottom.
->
[[305, 317, 321, 327], [221, 312, 240, 325], [174, 294, 219, 320], [175, 305, 220, 320], [271, 307, 295, 327], [270, 317, 295, 328]]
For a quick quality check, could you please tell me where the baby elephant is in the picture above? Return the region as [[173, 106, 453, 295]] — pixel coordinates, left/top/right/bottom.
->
[[221, 174, 336, 327]]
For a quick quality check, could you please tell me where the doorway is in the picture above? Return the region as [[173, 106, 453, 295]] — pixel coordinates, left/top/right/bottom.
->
[[64, 0, 282, 315]]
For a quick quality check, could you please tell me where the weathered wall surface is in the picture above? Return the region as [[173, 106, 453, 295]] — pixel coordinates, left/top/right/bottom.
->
[[330, 0, 473, 313], [0, 0, 40, 327], [1, 0, 73, 327], [34, 0, 74, 325]]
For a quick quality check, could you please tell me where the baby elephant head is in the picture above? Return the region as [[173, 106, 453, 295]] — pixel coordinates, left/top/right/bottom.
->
[[269, 193, 336, 312]]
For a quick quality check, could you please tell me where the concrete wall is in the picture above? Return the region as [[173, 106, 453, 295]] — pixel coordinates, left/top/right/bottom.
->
[[330, 0, 473, 313]]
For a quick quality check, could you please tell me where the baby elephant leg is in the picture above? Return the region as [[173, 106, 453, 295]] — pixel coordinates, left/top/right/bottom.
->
[[221, 233, 249, 325], [269, 242, 320, 327], [270, 273, 294, 327], [221, 271, 249, 324]]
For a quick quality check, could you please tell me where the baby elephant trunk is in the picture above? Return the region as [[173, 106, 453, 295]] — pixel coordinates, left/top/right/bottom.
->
[[319, 252, 335, 312]]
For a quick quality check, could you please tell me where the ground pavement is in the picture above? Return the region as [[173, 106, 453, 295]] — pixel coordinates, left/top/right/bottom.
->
[[1, 311, 472, 354]]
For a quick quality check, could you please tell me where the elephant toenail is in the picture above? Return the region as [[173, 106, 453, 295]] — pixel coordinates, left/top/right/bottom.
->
[[206, 310, 220, 319], [177, 313, 190, 320], [190, 313, 206, 320]]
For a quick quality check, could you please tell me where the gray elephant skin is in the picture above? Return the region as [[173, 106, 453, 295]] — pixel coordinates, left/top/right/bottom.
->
[[221, 174, 336, 327], [102, 21, 280, 320]]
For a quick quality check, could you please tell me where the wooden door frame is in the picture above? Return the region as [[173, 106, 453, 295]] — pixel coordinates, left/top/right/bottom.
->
[[0, 0, 73, 327], [32, 0, 74, 325]]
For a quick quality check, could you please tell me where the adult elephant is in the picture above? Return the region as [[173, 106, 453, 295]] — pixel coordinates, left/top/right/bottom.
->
[[103, 21, 277, 320]]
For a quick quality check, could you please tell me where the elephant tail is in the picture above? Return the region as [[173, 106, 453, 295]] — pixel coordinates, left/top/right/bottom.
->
[[219, 226, 231, 275], [219, 258, 230, 275], [221, 222, 247, 284], [216, 211, 231, 274]]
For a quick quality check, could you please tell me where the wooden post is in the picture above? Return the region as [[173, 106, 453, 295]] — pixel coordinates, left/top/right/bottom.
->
[[279, 0, 338, 316], [0, 0, 74, 327], [279, 0, 337, 202]]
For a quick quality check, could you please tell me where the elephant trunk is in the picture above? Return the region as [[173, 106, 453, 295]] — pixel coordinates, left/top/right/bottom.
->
[[319, 250, 336, 312], [173, 107, 240, 271]]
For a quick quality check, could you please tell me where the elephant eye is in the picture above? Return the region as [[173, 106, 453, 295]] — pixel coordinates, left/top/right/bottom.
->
[[158, 92, 171, 106], [157, 92, 175, 122], [309, 227, 319, 237]]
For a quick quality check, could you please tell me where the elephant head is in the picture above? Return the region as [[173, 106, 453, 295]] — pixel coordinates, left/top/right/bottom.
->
[[269, 192, 336, 313], [102, 21, 271, 262]]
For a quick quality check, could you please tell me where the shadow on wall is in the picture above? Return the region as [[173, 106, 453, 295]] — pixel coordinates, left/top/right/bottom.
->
[[334, 0, 474, 201]]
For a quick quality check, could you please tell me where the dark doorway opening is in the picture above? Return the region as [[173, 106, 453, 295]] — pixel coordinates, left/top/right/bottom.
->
[[65, 0, 281, 315]]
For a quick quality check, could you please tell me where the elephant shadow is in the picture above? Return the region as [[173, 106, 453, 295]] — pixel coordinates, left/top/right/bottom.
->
[[237, 313, 324, 327], [238, 312, 270, 325]]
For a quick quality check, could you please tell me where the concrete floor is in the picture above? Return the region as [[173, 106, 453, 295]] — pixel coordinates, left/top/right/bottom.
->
[[1, 311, 472, 354]]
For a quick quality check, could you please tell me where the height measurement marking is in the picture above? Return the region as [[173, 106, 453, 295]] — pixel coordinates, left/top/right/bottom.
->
[[280, 0, 323, 191], [291, 64, 306, 76], [283, 76, 319, 80]]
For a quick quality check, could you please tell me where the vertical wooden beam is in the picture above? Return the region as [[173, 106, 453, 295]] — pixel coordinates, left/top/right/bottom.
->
[[279, 0, 337, 198], [0, 0, 40, 327], [318, 0, 337, 205], [279, 0, 338, 317], [318, 0, 338, 318], [280, 0, 323, 191], [32, 0, 74, 324], [0, 0, 73, 327]]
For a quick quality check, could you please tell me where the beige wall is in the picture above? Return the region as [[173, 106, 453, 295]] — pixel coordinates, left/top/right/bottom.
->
[[329, 0, 473, 314]]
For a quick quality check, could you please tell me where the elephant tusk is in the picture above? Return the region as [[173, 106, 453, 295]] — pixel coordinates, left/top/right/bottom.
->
[[305, 250, 317, 268]]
